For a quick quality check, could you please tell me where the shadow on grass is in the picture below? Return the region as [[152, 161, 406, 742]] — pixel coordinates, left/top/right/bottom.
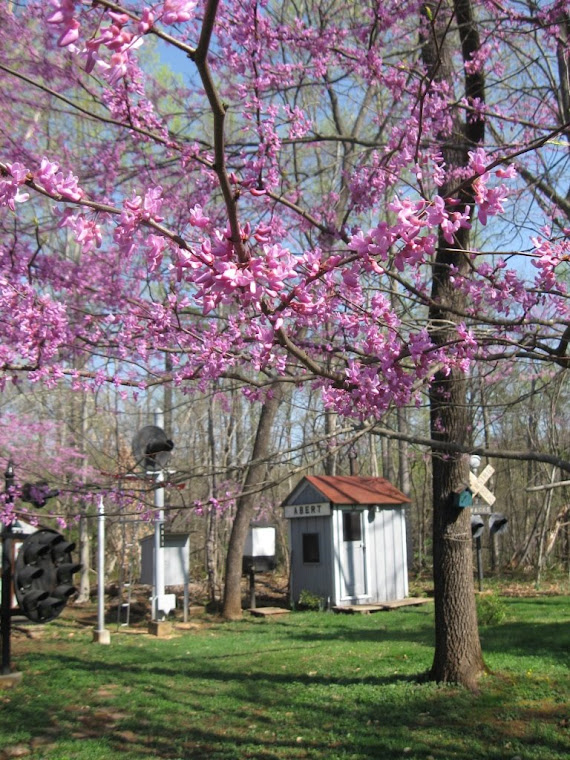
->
[[21, 649, 423, 689], [480, 620, 570, 663], [5, 645, 569, 760], [283, 619, 436, 646], [2, 651, 424, 759], [3, 602, 569, 760]]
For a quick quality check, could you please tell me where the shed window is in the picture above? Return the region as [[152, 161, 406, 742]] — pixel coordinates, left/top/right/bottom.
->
[[343, 511, 362, 542], [302, 533, 320, 563]]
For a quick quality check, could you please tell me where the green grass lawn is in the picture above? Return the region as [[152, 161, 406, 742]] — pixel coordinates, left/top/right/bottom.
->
[[1, 595, 568, 759]]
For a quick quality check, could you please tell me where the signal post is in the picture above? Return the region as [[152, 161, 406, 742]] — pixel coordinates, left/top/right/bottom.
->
[[1, 461, 81, 684], [1, 461, 22, 685]]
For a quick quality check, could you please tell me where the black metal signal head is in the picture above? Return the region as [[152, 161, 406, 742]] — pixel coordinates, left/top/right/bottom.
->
[[14, 528, 82, 623], [132, 425, 174, 472], [21, 482, 60, 509]]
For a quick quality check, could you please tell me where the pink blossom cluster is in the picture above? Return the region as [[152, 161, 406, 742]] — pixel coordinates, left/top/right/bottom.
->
[[46, 1, 198, 84], [531, 236, 570, 292], [0, 162, 30, 211], [0, 410, 142, 523], [468, 148, 516, 224], [56, 210, 103, 255], [36, 158, 84, 202], [171, 221, 299, 315], [46, 0, 80, 47], [161, 0, 198, 25], [0, 159, 83, 206], [0, 279, 69, 369], [348, 193, 471, 272], [102, 70, 168, 141], [0, 493, 17, 527], [348, 152, 516, 278], [113, 187, 165, 259]]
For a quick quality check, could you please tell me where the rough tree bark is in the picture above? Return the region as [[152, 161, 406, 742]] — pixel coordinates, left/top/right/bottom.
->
[[75, 510, 91, 604], [222, 383, 285, 619], [423, 0, 486, 687], [206, 402, 219, 603]]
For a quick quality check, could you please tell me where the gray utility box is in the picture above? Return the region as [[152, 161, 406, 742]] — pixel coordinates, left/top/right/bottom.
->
[[140, 532, 190, 586], [242, 524, 276, 573]]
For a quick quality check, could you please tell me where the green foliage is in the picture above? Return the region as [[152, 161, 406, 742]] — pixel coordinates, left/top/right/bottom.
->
[[297, 588, 323, 610], [476, 592, 507, 625], [1, 596, 568, 759]]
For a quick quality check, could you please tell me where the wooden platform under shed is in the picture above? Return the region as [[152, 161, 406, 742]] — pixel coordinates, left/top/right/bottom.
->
[[248, 606, 291, 617], [332, 597, 432, 614]]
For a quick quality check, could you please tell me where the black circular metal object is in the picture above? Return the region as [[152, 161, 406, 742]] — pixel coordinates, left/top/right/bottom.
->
[[14, 529, 81, 623], [131, 425, 174, 472]]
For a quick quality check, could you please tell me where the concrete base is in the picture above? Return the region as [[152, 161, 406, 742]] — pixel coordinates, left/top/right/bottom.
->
[[92, 629, 111, 645], [148, 620, 172, 637], [0, 671, 23, 689]]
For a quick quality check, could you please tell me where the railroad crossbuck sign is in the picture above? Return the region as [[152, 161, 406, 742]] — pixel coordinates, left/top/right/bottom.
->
[[469, 464, 496, 506]]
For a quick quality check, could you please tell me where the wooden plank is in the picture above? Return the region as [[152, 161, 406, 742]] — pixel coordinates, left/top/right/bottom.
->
[[248, 607, 291, 617], [332, 598, 432, 614], [380, 598, 432, 609], [332, 605, 375, 614], [332, 604, 379, 614], [469, 471, 496, 505]]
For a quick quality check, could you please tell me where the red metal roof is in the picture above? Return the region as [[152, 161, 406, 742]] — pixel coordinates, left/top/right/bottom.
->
[[304, 475, 410, 506]]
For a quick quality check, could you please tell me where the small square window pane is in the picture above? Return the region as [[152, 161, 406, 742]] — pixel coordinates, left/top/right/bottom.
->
[[302, 533, 320, 563]]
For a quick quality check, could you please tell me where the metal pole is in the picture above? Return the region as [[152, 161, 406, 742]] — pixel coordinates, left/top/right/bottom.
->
[[476, 535, 484, 592], [93, 494, 111, 644], [154, 469, 165, 619], [1, 529, 13, 675], [1, 461, 15, 675], [97, 496, 105, 632], [153, 409, 165, 621], [183, 538, 189, 623]]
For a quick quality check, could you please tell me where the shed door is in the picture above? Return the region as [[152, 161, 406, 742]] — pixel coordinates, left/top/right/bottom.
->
[[340, 511, 368, 599]]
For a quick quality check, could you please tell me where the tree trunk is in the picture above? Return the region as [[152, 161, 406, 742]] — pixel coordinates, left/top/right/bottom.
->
[[423, 0, 486, 687], [381, 431, 396, 482], [544, 505, 570, 561], [75, 511, 91, 604], [397, 407, 411, 496], [429, 372, 484, 686], [222, 384, 284, 619], [205, 506, 219, 603], [205, 403, 219, 603], [324, 410, 338, 476], [369, 435, 380, 477], [536, 468, 557, 586]]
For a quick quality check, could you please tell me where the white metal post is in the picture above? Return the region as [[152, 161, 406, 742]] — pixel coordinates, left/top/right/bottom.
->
[[183, 547, 189, 623], [153, 409, 165, 621], [153, 468, 165, 620], [93, 494, 111, 644]]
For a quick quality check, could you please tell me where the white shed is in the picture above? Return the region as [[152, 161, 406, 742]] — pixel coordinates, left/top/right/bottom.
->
[[283, 475, 410, 608]]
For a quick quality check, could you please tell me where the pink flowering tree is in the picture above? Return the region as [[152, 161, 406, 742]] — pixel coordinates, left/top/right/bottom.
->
[[1, 0, 569, 686], [0, 412, 97, 527]]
